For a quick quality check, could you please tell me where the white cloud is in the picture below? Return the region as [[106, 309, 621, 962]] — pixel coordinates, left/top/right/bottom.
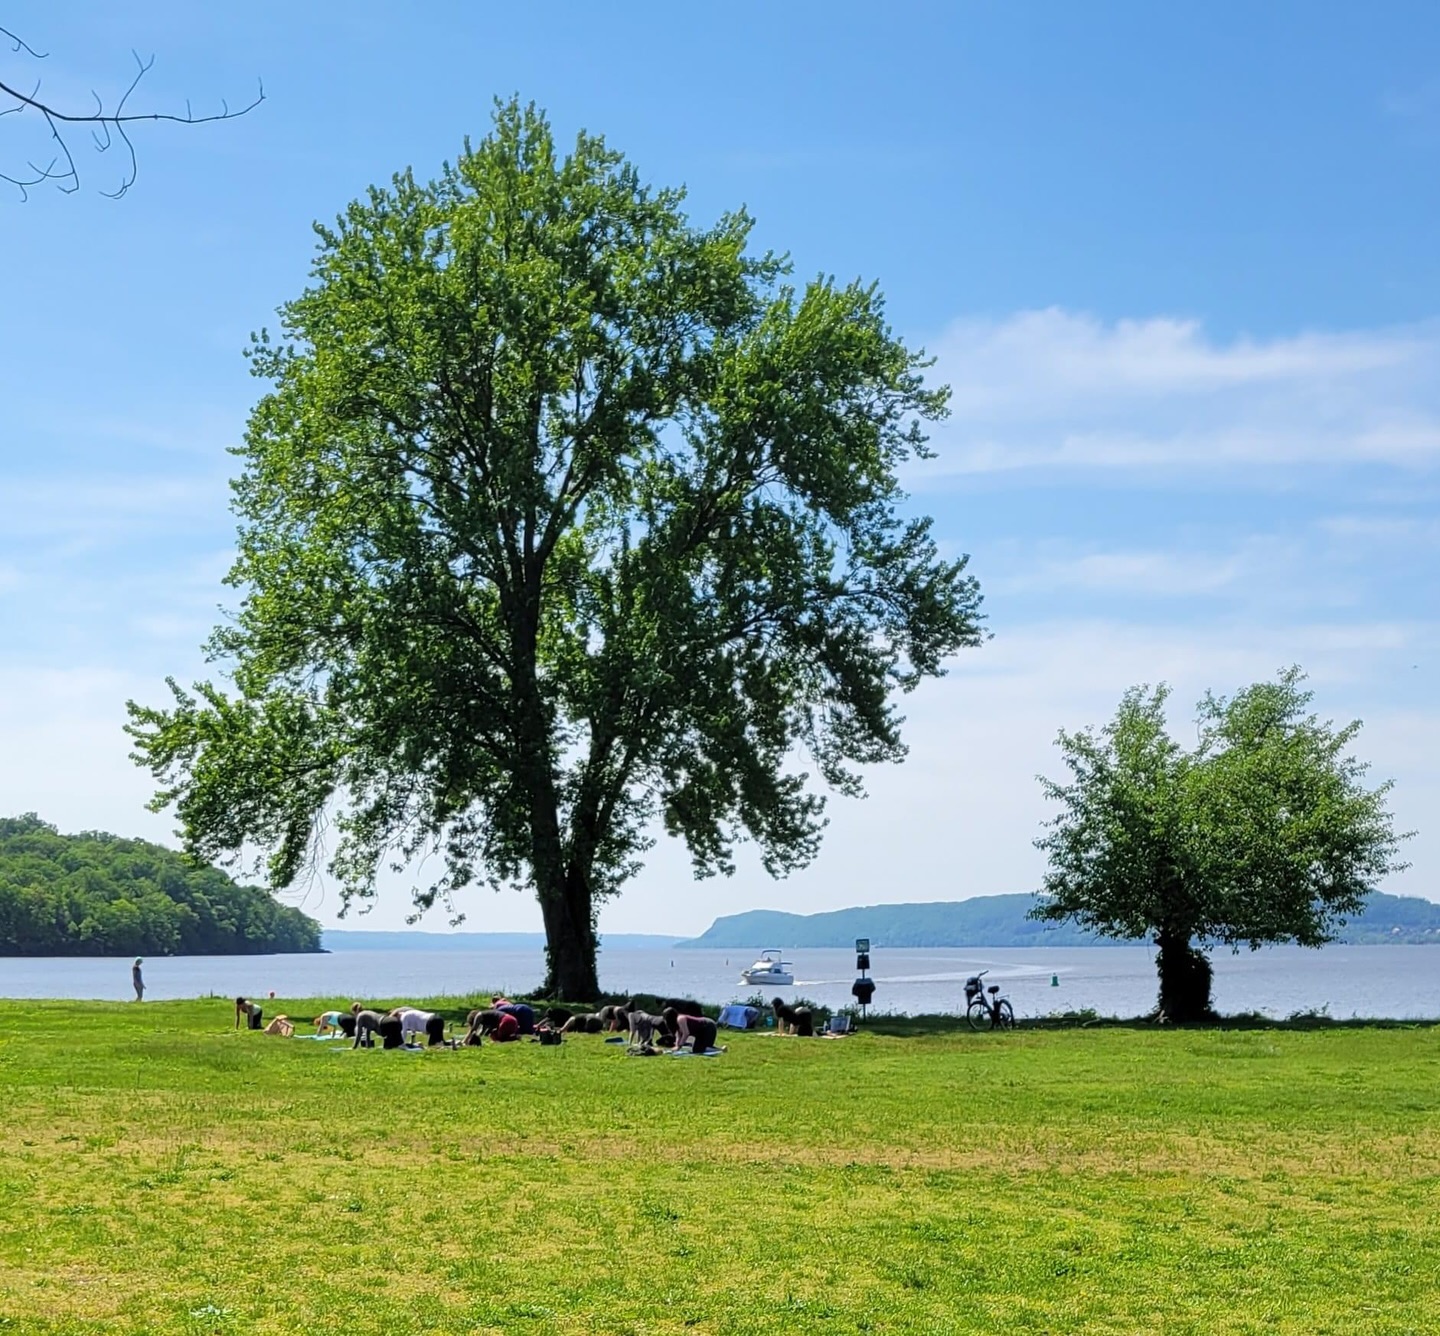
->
[[4, 304, 1435, 942], [992, 545, 1261, 599], [602, 617, 1437, 934], [918, 310, 1440, 477], [942, 309, 1422, 401], [979, 518, 1435, 615], [0, 666, 167, 837], [1383, 79, 1440, 134], [1319, 514, 1440, 544], [2, 621, 1433, 938], [131, 613, 219, 642], [0, 474, 231, 540]]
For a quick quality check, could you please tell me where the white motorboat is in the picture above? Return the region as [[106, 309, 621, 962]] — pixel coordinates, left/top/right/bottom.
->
[[739, 950, 795, 987]]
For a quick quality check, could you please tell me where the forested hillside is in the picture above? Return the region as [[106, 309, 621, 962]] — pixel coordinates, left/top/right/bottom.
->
[[0, 815, 321, 956], [683, 891, 1440, 949]]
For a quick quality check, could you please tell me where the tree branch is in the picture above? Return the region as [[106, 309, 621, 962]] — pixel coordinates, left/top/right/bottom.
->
[[1, 34, 263, 199]]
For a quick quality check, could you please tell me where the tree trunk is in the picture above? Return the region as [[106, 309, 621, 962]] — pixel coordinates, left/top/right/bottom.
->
[[1154, 927, 1214, 1022], [537, 870, 600, 1001], [507, 591, 601, 1000]]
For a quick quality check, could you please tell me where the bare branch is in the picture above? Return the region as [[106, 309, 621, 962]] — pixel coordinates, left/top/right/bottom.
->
[[0, 26, 47, 59], [1, 26, 263, 198]]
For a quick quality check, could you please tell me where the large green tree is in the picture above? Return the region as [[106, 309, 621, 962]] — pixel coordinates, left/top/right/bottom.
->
[[1031, 668, 1409, 1021], [127, 101, 984, 999]]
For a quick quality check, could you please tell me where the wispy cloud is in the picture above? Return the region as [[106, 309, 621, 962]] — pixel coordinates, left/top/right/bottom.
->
[[1318, 514, 1440, 544], [716, 143, 937, 174], [616, 615, 1440, 926], [0, 473, 231, 540], [1383, 79, 1440, 132], [4, 302, 1435, 933], [917, 310, 1440, 478], [992, 546, 1260, 599], [943, 309, 1422, 403]]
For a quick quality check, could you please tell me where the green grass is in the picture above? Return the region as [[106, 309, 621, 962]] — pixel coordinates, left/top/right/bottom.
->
[[2, 1000, 1438, 1334]]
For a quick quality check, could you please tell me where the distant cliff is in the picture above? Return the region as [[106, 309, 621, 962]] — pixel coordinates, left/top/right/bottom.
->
[[0, 814, 322, 956], [681, 890, 1440, 949]]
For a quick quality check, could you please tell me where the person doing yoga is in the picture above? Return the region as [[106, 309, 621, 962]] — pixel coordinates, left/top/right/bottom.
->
[[235, 997, 264, 1030], [496, 1001, 536, 1035], [663, 1007, 724, 1055], [390, 1007, 446, 1047], [352, 1009, 386, 1048], [313, 1009, 348, 1036]]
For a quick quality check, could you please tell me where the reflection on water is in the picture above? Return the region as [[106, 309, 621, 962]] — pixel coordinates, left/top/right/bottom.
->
[[1, 943, 1436, 1018]]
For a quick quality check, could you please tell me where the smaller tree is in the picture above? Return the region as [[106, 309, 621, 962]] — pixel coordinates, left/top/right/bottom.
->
[[1031, 668, 1410, 1021]]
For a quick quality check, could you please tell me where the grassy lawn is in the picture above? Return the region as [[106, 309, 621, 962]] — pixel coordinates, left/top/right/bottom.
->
[[2, 999, 1438, 1334]]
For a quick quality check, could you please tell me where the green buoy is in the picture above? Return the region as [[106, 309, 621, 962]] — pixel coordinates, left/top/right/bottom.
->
[[1051, 973, 1059, 987]]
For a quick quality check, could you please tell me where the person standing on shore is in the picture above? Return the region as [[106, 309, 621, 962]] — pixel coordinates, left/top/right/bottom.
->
[[132, 958, 144, 1002]]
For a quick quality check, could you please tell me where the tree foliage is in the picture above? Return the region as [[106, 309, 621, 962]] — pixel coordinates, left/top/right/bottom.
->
[[1031, 668, 1410, 1020], [126, 100, 984, 998], [0, 814, 320, 956]]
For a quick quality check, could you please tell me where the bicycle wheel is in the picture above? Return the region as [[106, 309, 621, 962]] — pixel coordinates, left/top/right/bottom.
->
[[997, 1000, 1015, 1030], [967, 998, 993, 1032]]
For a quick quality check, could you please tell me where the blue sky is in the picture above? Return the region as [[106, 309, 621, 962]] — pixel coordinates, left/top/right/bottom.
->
[[2, 2, 1436, 933]]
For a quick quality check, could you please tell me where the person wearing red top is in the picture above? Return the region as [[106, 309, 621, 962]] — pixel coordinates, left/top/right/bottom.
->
[[492, 1011, 520, 1042]]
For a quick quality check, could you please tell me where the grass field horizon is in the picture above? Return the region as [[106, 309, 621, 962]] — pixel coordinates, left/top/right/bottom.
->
[[3, 999, 1438, 1333]]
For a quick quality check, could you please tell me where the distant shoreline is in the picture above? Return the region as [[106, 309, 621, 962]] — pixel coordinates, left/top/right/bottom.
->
[[323, 930, 1440, 951], [6, 930, 1435, 962], [677, 891, 1440, 950]]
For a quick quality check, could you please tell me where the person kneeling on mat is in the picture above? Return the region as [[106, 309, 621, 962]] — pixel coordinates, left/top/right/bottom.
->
[[496, 1001, 536, 1035], [664, 1008, 724, 1055]]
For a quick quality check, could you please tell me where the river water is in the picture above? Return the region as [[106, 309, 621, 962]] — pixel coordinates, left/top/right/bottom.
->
[[2, 944, 1436, 1019]]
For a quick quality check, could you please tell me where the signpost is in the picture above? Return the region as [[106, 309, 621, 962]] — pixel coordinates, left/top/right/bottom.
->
[[851, 938, 875, 1017]]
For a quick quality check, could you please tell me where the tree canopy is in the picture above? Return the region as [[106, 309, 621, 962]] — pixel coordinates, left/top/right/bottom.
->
[[1031, 668, 1409, 1021], [126, 100, 984, 998], [0, 814, 320, 956]]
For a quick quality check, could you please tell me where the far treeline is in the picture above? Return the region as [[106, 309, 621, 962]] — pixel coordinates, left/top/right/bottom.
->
[[684, 889, 1440, 951], [0, 815, 321, 957]]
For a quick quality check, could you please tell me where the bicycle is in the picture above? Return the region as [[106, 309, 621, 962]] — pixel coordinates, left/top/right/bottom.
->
[[964, 971, 1014, 1031]]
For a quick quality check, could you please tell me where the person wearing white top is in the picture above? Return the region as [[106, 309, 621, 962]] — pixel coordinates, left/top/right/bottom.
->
[[391, 1007, 445, 1046]]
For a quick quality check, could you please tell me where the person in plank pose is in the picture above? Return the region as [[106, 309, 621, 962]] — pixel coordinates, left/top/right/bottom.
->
[[352, 1008, 387, 1048], [390, 1007, 446, 1047], [313, 1008, 353, 1037]]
